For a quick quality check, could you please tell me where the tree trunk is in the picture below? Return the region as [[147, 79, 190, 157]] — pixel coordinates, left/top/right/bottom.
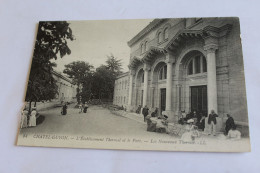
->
[[29, 101, 32, 113]]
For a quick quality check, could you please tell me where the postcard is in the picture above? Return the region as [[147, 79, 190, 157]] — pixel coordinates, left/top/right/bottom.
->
[[17, 17, 250, 152]]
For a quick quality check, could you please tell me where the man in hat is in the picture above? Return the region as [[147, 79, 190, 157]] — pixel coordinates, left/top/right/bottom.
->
[[208, 109, 218, 136], [225, 114, 235, 135], [142, 105, 149, 122]]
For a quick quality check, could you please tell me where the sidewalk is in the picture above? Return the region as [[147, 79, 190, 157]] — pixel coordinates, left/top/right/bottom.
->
[[109, 109, 224, 137]]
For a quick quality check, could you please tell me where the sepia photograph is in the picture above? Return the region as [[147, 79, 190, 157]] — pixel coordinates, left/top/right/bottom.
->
[[17, 17, 250, 152]]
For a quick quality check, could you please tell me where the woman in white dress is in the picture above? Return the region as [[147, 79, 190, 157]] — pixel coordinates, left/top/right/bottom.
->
[[20, 107, 28, 128], [29, 107, 37, 127]]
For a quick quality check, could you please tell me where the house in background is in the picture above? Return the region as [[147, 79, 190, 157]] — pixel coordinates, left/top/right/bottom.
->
[[29, 70, 77, 111]]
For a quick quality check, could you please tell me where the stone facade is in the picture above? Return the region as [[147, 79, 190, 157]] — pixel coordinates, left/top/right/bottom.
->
[[113, 18, 249, 134], [113, 72, 129, 108], [52, 70, 77, 103]]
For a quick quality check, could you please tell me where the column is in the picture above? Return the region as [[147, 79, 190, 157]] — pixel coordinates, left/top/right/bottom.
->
[[175, 84, 181, 114], [128, 70, 135, 107], [142, 63, 150, 107], [204, 44, 218, 114], [165, 54, 174, 111]]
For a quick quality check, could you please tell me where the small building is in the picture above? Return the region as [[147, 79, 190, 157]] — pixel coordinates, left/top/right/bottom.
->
[[113, 18, 249, 135], [31, 70, 77, 111], [52, 70, 77, 104], [113, 72, 129, 108]]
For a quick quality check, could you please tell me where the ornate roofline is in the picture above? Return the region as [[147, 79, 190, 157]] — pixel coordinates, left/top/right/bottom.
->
[[165, 24, 232, 50], [128, 24, 232, 70], [127, 19, 167, 47], [116, 72, 129, 79]]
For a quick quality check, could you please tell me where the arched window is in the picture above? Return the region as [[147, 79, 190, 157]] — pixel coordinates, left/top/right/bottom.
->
[[187, 55, 207, 75], [158, 32, 163, 43], [144, 41, 148, 51], [141, 73, 144, 83], [141, 44, 143, 54], [159, 65, 167, 80], [164, 28, 169, 39]]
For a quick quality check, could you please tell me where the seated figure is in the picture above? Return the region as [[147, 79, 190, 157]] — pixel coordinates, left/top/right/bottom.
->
[[228, 125, 241, 140], [151, 107, 158, 117], [156, 115, 169, 133]]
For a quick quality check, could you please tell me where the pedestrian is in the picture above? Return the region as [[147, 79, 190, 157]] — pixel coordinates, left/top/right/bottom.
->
[[208, 109, 218, 136], [78, 103, 83, 113], [178, 110, 186, 125], [142, 105, 149, 122], [20, 106, 28, 128], [83, 103, 88, 113], [136, 105, 141, 114], [225, 114, 235, 135], [29, 107, 37, 127], [197, 113, 206, 131], [61, 102, 67, 115]]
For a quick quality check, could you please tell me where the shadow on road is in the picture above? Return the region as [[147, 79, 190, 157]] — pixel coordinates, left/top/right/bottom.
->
[[36, 115, 45, 125]]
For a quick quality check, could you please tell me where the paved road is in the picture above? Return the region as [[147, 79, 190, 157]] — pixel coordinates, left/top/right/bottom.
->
[[19, 104, 169, 138]]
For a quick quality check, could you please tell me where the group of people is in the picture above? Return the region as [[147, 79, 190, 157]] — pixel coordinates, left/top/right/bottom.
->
[[180, 109, 241, 139], [139, 105, 169, 134], [146, 111, 169, 134], [179, 110, 207, 131], [61, 102, 89, 115], [138, 105, 241, 140], [20, 106, 37, 128], [78, 103, 89, 114]]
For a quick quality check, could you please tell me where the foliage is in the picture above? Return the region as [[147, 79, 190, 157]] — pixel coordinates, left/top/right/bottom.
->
[[25, 21, 74, 108], [63, 61, 94, 103], [92, 55, 122, 100]]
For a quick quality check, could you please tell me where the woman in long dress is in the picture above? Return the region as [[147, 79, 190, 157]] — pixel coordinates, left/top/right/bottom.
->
[[20, 107, 28, 128], [29, 107, 37, 127], [61, 103, 67, 115]]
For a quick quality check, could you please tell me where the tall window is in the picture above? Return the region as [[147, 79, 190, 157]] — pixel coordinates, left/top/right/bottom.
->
[[141, 44, 144, 54], [141, 73, 144, 83], [164, 28, 169, 39], [187, 55, 207, 75], [144, 41, 147, 52], [158, 32, 163, 43], [159, 65, 167, 80]]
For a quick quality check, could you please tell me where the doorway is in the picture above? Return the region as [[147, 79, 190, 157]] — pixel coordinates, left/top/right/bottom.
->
[[191, 85, 207, 115]]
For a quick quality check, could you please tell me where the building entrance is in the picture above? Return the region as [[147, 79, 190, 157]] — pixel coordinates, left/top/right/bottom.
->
[[191, 85, 207, 115]]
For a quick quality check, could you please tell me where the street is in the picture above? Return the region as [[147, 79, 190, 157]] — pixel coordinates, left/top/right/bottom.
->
[[19, 104, 169, 138]]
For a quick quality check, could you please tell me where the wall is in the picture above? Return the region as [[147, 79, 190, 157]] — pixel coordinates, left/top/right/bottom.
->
[[113, 73, 129, 107]]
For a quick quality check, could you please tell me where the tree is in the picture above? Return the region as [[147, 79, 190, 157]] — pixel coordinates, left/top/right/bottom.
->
[[106, 54, 122, 76], [92, 55, 122, 100], [25, 21, 74, 112], [63, 61, 94, 104]]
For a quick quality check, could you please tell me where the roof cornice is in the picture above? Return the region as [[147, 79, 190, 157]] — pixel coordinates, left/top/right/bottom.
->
[[127, 19, 167, 47]]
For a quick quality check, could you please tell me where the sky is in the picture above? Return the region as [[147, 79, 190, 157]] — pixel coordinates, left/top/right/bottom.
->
[[52, 19, 153, 73]]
